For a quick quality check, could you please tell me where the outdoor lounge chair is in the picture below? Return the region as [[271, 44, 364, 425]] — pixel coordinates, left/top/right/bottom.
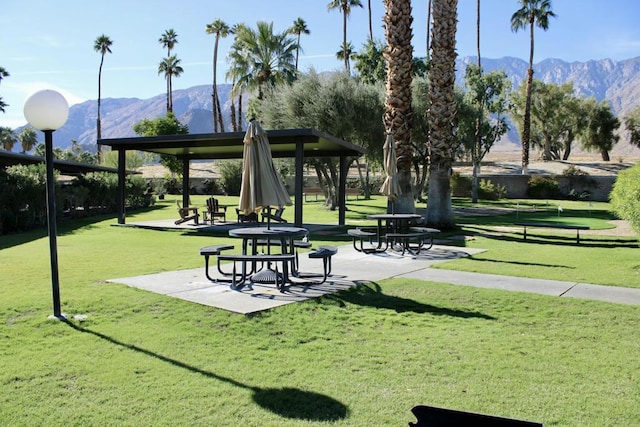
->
[[175, 200, 199, 225], [203, 197, 227, 223], [236, 208, 258, 223], [261, 207, 287, 223]]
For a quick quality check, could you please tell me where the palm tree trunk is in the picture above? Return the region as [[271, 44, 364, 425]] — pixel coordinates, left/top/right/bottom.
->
[[383, 0, 415, 213], [472, 0, 482, 203], [342, 7, 349, 72], [426, 0, 457, 229], [522, 19, 535, 175], [97, 55, 104, 163]]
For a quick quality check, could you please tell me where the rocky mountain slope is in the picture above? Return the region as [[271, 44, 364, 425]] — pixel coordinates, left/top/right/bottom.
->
[[27, 56, 640, 156]]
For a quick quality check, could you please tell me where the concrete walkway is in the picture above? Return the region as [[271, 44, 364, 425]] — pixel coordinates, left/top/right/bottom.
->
[[108, 243, 640, 314]]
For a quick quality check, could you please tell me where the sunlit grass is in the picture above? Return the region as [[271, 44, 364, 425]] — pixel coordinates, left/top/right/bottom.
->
[[1, 196, 638, 425]]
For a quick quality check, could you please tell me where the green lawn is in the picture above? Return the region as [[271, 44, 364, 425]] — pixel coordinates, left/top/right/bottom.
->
[[1, 196, 638, 426]]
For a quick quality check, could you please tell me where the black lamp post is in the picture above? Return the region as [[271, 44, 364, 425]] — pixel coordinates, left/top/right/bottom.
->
[[23, 90, 69, 319]]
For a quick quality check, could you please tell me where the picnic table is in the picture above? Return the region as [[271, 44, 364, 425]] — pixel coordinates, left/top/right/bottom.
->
[[226, 226, 308, 289], [349, 214, 439, 255]]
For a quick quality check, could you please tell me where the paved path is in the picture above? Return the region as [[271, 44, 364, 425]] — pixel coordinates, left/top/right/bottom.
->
[[109, 243, 640, 314]]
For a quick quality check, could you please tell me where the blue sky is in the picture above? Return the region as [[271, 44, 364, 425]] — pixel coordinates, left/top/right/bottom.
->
[[1, 0, 639, 128]]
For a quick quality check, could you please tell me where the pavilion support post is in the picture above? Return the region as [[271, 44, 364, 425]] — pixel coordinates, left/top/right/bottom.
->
[[338, 155, 349, 226], [294, 139, 304, 227], [182, 157, 190, 208], [117, 149, 126, 224]]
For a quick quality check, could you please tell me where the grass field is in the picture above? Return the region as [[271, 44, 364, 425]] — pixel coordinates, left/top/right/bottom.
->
[[1, 195, 638, 426]]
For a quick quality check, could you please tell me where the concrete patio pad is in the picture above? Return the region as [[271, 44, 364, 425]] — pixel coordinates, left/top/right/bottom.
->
[[107, 244, 484, 314]]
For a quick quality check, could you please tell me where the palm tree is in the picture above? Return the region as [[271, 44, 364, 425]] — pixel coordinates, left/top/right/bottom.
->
[[289, 18, 310, 71], [382, 0, 414, 212], [327, 0, 363, 72], [206, 19, 230, 132], [336, 41, 356, 75], [0, 98, 7, 113], [159, 29, 179, 112], [511, 0, 556, 174], [472, 0, 483, 203], [158, 55, 184, 113], [158, 29, 178, 57], [426, 0, 458, 229], [228, 21, 297, 100], [93, 34, 113, 162], [19, 127, 38, 153], [227, 24, 251, 131], [0, 126, 17, 151], [0, 66, 9, 86], [367, 0, 373, 42]]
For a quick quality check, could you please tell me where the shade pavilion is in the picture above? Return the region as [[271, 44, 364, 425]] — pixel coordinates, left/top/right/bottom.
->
[[98, 128, 366, 226]]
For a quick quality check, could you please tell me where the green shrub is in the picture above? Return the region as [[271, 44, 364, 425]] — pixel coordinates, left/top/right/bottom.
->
[[527, 175, 560, 199], [610, 162, 640, 234], [561, 165, 597, 200], [219, 160, 243, 196], [451, 172, 472, 197], [478, 179, 506, 200]]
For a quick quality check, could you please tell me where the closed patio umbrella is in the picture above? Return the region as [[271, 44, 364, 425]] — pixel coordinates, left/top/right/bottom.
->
[[379, 133, 401, 211], [238, 119, 292, 227]]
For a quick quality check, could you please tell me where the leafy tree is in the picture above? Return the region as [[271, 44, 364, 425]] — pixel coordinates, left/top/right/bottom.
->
[[511, 0, 556, 174], [256, 71, 385, 209], [289, 18, 310, 71], [133, 113, 189, 176], [19, 127, 38, 153], [327, 0, 363, 72], [461, 64, 511, 202], [427, 0, 458, 229], [94, 34, 113, 162], [353, 39, 386, 84], [579, 99, 620, 161], [158, 55, 184, 113], [0, 126, 17, 151], [205, 19, 230, 132], [228, 21, 297, 100], [623, 106, 640, 149], [610, 162, 640, 234]]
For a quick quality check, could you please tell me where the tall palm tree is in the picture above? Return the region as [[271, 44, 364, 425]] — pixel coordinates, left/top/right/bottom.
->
[[511, 0, 556, 174], [382, 0, 414, 212], [336, 41, 356, 75], [327, 0, 363, 72], [206, 19, 230, 133], [0, 98, 7, 113], [158, 55, 184, 113], [93, 34, 113, 162], [19, 127, 38, 153], [367, 0, 373, 42], [0, 126, 17, 151], [158, 29, 178, 57], [289, 18, 310, 71], [0, 66, 9, 86], [472, 0, 483, 203], [228, 21, 297, 100], [426, 0, 458, 229], [159, 29, 178, 112], [227, 24, 251, 131]]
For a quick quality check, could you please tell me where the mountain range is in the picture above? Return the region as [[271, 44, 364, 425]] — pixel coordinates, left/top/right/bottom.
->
[[26, 56, 640, 156]]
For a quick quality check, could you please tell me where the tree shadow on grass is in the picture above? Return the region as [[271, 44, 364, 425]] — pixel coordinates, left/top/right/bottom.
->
[[323, 281, 496, 320], [62, 319, 348, 422]]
